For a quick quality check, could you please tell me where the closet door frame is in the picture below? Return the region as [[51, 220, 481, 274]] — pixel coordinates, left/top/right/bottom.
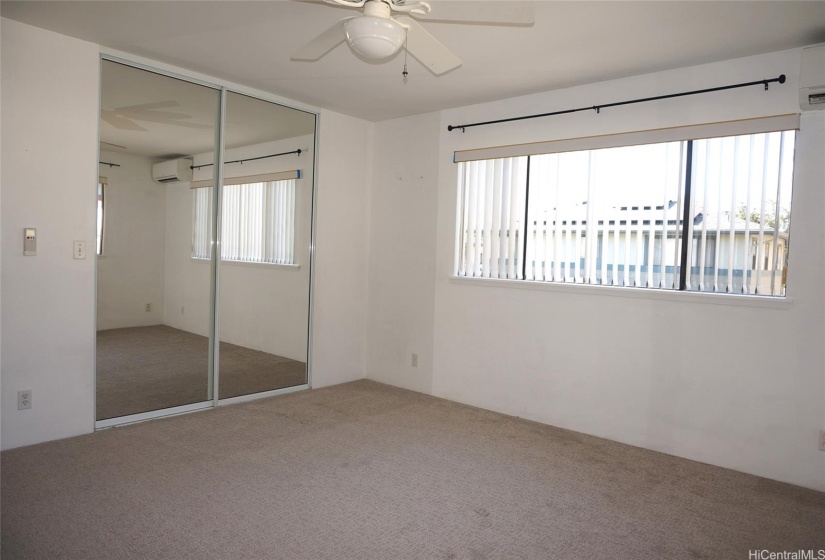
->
[[94, 51, 319, 429]]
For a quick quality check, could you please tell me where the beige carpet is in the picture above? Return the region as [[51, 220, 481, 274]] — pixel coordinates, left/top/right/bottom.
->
[[2, 380, 823, 560], [96, 325, 306, 420]]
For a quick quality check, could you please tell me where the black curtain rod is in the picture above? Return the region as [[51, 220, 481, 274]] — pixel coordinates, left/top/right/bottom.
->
[[447, 75, 786, 132], [191, 149, 302, 170], [99, 161, 121, 168]]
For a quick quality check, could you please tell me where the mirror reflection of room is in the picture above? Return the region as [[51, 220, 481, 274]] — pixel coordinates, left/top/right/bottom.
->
[[96, 60, 219, 421], [213, 92, 314, 399], [96, 61, 315, 422]]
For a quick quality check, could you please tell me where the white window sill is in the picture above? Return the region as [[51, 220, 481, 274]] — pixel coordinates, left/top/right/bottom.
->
[[191, 257, 301, 270], [449, 276, 793, 309]]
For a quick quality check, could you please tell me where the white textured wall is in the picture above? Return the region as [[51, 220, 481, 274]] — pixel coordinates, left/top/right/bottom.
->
[[310, 110, 371, 388], [432, 50, 824, 491], [366, 112, 440, 394], [1, 19, 99, 449], [96, 151, 166, 330], [367, 49, 825, 491]]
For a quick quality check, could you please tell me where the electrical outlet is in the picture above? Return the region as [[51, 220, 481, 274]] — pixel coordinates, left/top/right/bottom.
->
[[181, 306, 185, 315], [145, 303, 151, 312], [819, 430, 825, 452], [17, 390, 32, 410], [411, 353, 418, 367]]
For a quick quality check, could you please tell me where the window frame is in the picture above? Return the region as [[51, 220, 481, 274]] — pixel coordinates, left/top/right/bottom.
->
[[452, 116, 798, 303]]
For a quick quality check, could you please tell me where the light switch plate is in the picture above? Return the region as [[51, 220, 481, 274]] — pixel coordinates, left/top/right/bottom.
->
[[24, 228, 36, 256], [73, 240, 86, 260]]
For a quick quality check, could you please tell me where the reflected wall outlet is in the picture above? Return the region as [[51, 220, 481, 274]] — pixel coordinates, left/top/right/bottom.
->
[[145, 303, 151, 312], [411, 353, 418, 367], [17, 390, 32, 410], [73, 240, 86, 259], [819, 430, 825, 452]]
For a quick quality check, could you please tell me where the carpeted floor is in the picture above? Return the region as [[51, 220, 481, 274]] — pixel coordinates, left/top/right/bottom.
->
[[96, 325, 306, 420], [2, 380, 823, 560]]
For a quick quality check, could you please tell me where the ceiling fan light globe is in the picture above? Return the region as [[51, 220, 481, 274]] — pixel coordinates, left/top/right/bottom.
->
[[345, 16, 405, 60]]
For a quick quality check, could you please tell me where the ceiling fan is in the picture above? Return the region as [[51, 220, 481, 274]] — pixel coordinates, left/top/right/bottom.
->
[[101, 101, 212, 131], [291, 0, 534, 75]]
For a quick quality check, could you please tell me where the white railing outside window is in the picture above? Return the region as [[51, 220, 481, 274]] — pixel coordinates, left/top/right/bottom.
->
[[192, 179, 296, 264], [456, 128, 795, 297]]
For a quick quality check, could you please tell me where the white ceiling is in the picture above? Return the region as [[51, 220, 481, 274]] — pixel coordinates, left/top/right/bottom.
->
[[3, 1, 825, 123]]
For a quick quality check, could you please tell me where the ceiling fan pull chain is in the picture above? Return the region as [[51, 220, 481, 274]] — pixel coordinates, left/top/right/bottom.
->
[[402, 31, 409, 82]]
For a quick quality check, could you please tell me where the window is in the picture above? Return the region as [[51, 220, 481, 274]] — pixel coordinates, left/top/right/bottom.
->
[[456, 125, 796, 297], [192, 178, 297, 264], [96, 180, 106, 255]]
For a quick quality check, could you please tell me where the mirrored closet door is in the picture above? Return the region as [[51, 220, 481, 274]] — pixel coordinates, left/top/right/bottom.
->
[[214, 93, 314, 400], [96, 59, 316, 425]]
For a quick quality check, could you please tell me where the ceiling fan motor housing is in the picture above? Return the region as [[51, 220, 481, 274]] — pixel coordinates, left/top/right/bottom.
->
[[345, 1, 406, 60]]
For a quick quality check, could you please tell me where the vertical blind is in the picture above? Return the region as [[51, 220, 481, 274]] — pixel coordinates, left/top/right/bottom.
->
[[456, 157, 528, 279], [455, 127, 796, 297], [192, 178, 296, 264], [96, 180, 106, 256]]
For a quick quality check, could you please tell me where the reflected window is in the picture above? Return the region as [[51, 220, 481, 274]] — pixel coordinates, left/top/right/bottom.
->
[[96, 180, 106, 255], [192, 178, 297, 264]]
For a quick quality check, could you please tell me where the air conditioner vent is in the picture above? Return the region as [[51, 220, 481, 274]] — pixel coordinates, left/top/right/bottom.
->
[[152, 158, 193, 184], [808, 92, 825, 105], [800, 44, 825, 111]]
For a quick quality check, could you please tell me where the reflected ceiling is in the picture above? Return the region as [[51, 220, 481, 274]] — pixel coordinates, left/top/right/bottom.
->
[[101, 60, 315, 159]]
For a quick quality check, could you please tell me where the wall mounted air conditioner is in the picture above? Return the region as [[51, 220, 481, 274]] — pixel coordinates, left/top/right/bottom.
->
[[152, 158, 193, 183], [800, 44, 825, 111]]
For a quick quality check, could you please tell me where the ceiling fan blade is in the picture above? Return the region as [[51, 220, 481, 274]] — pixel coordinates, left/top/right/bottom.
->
[[116, 101, 180, 112], [413, 1, 534, 25], [101, 111, 147, 131], [120, 111, 213, 129], [291, 19, 348, 61], [397, 17, 461, 76], [100, 141, 128, 150]]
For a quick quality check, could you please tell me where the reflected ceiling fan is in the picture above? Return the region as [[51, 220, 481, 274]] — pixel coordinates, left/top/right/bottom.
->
[[101, 101, 212, 131], [100, 141, 127, 150], [291, 0, 534, 75]]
